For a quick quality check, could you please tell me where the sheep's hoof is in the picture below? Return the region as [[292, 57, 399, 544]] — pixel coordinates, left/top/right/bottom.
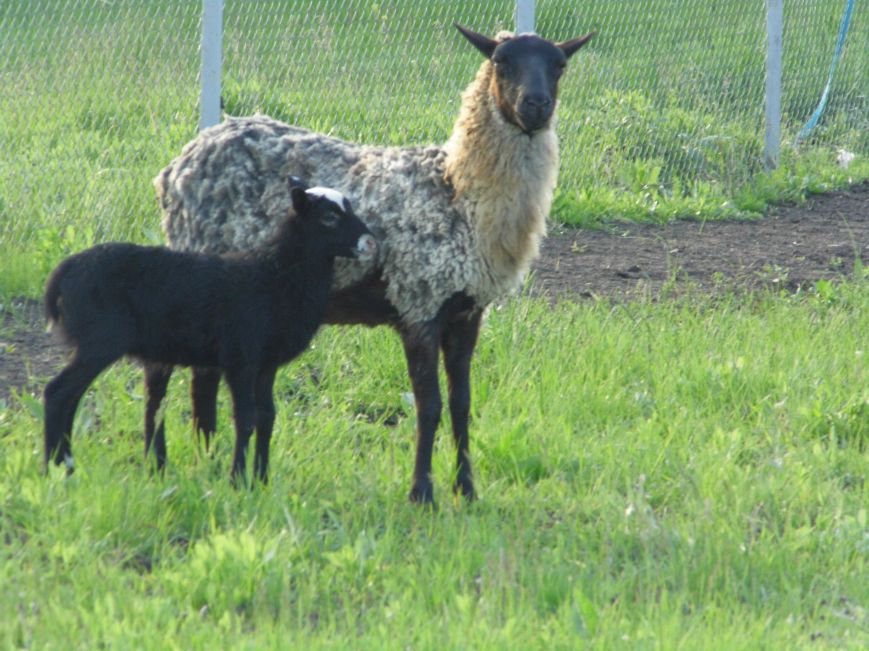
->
[[408, 481, 436, 508]]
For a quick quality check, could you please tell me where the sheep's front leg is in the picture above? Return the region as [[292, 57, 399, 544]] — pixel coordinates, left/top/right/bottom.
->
[[252, 366, 277, 484], [400, 322, 442, 506], [225, 366, 258, 486], [144, 363, 173, 471], [191, 366, 220, 451], [441, 309, 483, 501]]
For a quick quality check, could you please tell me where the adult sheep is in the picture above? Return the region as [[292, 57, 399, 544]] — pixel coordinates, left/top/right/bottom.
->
[[155, 24, 594, 505]]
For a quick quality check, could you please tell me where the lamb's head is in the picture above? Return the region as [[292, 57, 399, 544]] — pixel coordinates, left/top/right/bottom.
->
[[455, 23, 594, 134], [289, 185, 378, 261]]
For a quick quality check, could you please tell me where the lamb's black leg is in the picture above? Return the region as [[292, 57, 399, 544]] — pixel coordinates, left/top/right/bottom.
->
[[400, 322, 442, 506], [44, 352, 115, 474], [191, 366, 220, 451], [225, 366, 257, 486], [44, 367, 79, 472], [441, 309, 483, 501], [252, 366, 277, 484], [144, 363, 173, 471]]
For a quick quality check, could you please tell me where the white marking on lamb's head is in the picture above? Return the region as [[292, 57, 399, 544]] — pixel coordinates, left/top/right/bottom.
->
[[306, 186, 350, 215], [455, 23, 594, 134], [290, 184, 347, 218], [64, 453, 75, 473]]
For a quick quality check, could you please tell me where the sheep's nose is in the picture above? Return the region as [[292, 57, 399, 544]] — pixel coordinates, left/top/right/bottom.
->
[[356, 234, 377, 259], [521, 93, 552, 113]]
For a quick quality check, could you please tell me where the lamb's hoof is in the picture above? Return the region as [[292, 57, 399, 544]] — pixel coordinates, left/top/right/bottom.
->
[[43, 447, 75, 476], [408, 481, 436, 509], [453, 476, 476, 502], [229, 471, 247, 490], [145, 455, 167, 477], [253, 465, 269, 486]]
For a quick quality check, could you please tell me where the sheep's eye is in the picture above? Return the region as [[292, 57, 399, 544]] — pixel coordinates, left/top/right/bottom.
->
[[492, 55, 510, 71]]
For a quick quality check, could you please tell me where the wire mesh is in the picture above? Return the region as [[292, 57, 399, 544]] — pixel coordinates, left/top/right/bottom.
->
[[1, 1, 866, 257], [0, 0, 200, 252], [221, 1, 511, 144]]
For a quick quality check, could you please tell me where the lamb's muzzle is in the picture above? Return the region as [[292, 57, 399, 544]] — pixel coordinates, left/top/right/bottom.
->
[[356, 234, 377, 259]]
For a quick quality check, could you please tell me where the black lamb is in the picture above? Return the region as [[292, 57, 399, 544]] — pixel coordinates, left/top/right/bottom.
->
[[43, 185, 377, 483]]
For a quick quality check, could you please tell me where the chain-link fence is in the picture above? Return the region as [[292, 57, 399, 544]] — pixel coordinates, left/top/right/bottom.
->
[[1, 1, 866, 268]]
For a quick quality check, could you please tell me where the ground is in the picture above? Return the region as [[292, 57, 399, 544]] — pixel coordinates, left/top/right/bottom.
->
[[534, 180, 869, 300], [2, 181, 867, 401]]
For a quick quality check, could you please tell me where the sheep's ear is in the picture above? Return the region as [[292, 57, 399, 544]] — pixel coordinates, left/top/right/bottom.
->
[[290, 186, 308, 214], [455, 23, 498, 59], [557, 32, 595, 59]]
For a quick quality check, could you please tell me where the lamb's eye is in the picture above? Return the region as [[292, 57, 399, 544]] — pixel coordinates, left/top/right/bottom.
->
[[320, 214, 341, 228]]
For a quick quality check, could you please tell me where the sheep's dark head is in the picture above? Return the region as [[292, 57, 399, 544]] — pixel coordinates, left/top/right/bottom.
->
[[455, 23, 594, 135], [289, 185, 377, 261]]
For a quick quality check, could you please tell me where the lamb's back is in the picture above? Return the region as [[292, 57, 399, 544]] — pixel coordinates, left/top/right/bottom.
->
[[46, 244, 231, 356]]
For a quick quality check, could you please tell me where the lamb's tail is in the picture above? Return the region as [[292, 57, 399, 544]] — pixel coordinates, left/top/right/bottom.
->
[[43, 265, 66, 336]]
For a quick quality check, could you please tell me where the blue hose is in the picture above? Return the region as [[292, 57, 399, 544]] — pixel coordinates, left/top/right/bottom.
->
[[794, 0, 856, 144]]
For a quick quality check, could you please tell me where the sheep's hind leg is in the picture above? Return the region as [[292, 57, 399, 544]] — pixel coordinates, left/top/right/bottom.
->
[[144, 363, 173, 472], [191, 366, 220, 451], [252, 366, 277, 484], [441, 309, 483, 501], [400, 322, 442, 506], [43, 352, 116, 474]]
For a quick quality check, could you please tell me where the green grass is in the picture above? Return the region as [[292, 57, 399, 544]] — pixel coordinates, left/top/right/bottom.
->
[[1, 0, 868, 294], [2, 280, 868, 648]]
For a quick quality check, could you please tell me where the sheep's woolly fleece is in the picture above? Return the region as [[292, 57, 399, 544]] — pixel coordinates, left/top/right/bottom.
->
[[156, 35, 560, 324]]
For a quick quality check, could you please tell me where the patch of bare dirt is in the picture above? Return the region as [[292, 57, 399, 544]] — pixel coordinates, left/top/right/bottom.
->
[[532, 181, 869, 300], [2, 181, 867, 402]]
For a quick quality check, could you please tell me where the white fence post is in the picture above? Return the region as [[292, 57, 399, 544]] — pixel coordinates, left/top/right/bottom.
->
[[516, 0, 535, 34], [764, 0, 783, 169], [199, 0, 224, 131]]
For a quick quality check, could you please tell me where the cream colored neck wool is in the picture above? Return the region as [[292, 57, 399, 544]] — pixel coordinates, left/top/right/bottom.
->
[[444, 60, 558, 299]]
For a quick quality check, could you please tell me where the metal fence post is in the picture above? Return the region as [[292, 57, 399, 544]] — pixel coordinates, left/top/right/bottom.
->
[[764, 0, 782, 169], [516, 0, 535, 34], [199, 0, 224, 131]]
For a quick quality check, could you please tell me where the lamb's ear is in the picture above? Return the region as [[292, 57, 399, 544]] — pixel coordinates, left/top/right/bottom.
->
[[290, 186, 308, 214], [455, 23, 498, 59], [557, 32, 595, 59], [288, 175, 309, 191]]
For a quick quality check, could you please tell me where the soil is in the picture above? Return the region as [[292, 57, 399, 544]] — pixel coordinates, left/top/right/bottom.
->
[[2, 181, 867, 402]]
